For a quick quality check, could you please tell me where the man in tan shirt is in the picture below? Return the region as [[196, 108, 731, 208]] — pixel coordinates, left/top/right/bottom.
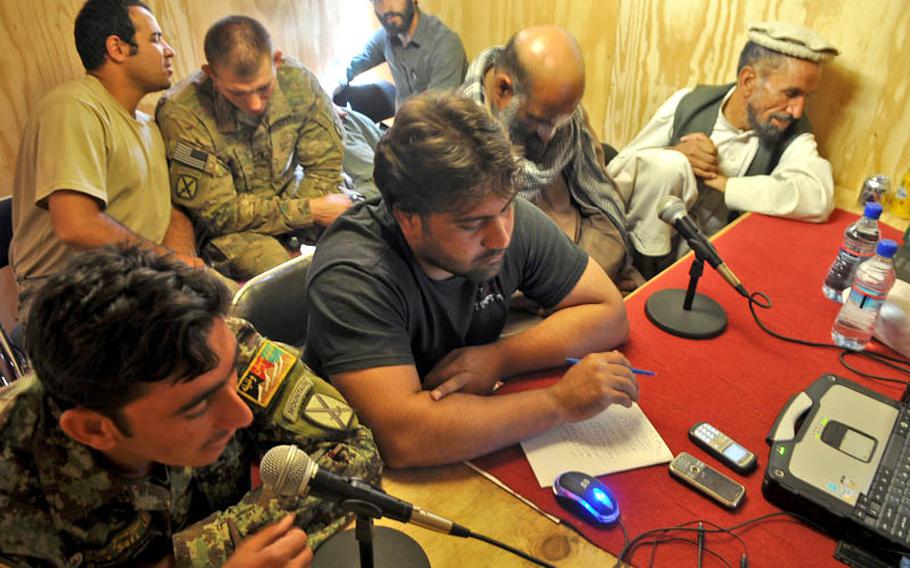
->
[[11, 0, 203, 311]]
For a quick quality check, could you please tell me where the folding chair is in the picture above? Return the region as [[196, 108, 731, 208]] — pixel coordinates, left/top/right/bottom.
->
[[229, 253, 313, 348]]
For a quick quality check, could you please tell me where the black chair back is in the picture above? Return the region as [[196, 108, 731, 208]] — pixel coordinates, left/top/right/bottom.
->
[[0, 196, 23, 385], [230, 254, 312, 348], [0, 196, 12, 268]]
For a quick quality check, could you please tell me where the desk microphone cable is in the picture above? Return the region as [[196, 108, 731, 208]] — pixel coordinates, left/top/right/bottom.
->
[[617, 510, 910, 567], [744, 288, 910, 387], [696, 521, 705, 568]]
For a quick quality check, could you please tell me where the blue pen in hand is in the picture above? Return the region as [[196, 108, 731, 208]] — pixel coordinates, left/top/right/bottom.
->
[[565, 357, 656, 376]]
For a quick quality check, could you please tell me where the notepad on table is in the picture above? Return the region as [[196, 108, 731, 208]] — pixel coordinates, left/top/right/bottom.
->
[[521, 402, 673, 488]]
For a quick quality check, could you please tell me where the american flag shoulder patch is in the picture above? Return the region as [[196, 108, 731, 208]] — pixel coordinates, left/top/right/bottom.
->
[[172, 141, 212, 173]]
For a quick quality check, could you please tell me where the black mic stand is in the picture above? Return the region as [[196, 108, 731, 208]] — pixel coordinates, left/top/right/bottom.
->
[[312, 499, 430, 568], [645, 254, 728, 339]]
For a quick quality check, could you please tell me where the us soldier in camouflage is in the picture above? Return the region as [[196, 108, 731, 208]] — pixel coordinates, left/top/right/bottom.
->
[[0, 246, 381, 566], [156, 15, 354, 280]]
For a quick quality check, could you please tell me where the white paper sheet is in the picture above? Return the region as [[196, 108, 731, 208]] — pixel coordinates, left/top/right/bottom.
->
[[521, 403, 673, 487]]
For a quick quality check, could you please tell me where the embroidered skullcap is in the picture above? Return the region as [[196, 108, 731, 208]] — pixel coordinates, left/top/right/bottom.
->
[[748, 21, 839, 62]]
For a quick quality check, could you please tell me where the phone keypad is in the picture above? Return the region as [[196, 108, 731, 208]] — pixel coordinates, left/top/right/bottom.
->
[[694, 423, 729, 447]]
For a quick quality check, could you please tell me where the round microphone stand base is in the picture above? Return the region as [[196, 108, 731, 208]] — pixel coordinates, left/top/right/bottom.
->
[[313, 524, 430, 568], [645, 289, 727, 339]]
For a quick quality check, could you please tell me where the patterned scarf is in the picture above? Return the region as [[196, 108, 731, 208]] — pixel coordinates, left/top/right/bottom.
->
[[461, 47, 631, 258]]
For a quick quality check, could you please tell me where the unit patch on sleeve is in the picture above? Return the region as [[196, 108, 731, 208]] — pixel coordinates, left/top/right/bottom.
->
[[175, 175, 198, 200], [282, 377, 314, 422], [237, 340, 296, 408], [304, 393, 354, 432]]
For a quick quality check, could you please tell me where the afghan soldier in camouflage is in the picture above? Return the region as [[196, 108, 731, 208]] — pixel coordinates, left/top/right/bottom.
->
[[0, 246, 381, 566], [156, 15, 354, 280]]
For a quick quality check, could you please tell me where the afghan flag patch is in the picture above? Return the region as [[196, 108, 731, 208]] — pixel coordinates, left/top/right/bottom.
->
[[237, 340, 296, 408]]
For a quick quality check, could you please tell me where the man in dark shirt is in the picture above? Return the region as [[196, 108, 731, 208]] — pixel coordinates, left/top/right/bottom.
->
[[305, 92, 638, 468]]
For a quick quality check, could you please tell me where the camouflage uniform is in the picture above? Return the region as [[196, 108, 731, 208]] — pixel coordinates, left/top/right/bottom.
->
[[0, 318, 381, 567], [156, 57, 345, 280]]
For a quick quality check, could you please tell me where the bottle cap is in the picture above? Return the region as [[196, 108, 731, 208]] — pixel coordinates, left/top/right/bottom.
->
[[864, 201, 884, 219], [877, 239, 898, 258]]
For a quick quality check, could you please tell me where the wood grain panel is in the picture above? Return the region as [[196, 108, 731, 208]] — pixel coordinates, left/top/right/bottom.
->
[[0, 0, 83, 195]]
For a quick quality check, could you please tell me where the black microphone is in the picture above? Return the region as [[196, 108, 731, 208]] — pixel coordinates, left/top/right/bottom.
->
[[260, 445, 470, 537], [657, 196, 749, 298]]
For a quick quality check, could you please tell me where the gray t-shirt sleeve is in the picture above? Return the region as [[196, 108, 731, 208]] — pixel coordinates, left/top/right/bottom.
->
[[305, 264, 414, 378], [512, 198, 589, 308]]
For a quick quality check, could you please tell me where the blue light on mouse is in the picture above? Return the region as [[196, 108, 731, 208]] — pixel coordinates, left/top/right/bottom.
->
[[592, 487, 612, 506], [553, 471, 620, 525]]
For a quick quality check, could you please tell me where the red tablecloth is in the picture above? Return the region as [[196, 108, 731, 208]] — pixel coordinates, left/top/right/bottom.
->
[[474, 210, 906, 567]]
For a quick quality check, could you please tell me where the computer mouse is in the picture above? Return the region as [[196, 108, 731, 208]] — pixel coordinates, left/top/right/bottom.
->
[[553, 471, 620, 525]]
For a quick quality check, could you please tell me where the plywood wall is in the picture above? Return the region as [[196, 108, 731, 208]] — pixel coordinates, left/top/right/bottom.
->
[[2, 0, 909, 214]]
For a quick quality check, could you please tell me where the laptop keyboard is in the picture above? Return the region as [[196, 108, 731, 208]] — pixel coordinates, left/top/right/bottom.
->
[[854, 407, 910, 544]]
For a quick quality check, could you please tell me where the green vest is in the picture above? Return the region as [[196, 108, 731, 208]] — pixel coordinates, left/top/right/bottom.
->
[[669, 83, 812, 176]]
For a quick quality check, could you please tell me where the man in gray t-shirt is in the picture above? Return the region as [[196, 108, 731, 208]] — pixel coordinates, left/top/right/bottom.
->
[[304, 92, 638, 469], [337, 0, 467, 109]]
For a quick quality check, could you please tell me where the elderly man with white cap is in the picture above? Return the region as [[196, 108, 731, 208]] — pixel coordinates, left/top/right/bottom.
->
[[608, 22, 839, 277]]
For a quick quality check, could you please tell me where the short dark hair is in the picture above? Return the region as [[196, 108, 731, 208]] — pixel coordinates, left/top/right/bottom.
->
[[737, 41, 788, 76], [25, 246, 231, 431], [373, 91, 519, 217], [74, 0, 150, 71], [204, 15, 273, 77], [496, 35, 531, 94]]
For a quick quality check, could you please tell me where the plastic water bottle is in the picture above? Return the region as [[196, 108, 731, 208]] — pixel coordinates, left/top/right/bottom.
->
[[856, 174, 890, 207], [831, 239, 898, 350], [822, 202, 883, 302], [890, 168, 910, 220]]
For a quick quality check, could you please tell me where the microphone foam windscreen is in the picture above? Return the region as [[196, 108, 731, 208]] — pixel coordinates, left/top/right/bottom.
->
[[260, 445, 313, 497], [657, 195, 686, 224]]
